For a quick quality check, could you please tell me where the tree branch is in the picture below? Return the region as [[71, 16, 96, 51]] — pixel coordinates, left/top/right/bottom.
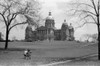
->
[[0, 2, 12, 26], [0, 3, 8, 15], [6, 3, 12, 21], [98, 0, 100, 14], [8, 12, 21, 26], [72, 3, 94, 9], [73, 9, 96, 16], [7, 9, 11, 24], [75, 19, 96, 30], [9, 22, 27, 31], [10, 13, 17, 22], [8, 5, 31, 28], [80, 14, 97, 24], [88, 14, 97, 23], [75, 22, 95, 29], [80, 3, 94, 9], [0, 13, 7, 26], [91, 0, 98, 15]]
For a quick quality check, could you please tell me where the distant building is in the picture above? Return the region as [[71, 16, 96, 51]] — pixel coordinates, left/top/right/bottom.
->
[[25, 12, 74, 41]]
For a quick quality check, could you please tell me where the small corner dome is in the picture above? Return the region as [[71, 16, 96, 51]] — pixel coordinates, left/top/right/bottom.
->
[[63, 20, 68, 26], [46, 12, 54, 20], [69, 23, 73, 29]]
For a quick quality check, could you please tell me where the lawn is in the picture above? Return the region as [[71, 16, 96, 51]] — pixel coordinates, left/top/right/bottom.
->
[[0, 41, 98, 66]]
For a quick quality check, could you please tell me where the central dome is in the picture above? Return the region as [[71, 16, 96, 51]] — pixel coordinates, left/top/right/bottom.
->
[[45, 12, 55, 29], [46, 12, 54, 20]]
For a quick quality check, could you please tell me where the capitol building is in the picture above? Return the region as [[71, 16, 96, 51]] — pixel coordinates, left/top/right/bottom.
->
[[25, 12, 74, 41]]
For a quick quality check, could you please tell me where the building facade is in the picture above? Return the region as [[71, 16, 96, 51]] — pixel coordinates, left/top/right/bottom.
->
[[25, 12, 74, 41]]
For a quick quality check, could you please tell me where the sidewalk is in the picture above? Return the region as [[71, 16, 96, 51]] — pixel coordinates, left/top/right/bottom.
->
[[57, 56, 99, 66], [39, 54, 99, 66]]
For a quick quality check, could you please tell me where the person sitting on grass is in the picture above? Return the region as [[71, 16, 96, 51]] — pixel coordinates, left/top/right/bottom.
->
[[24, 49, 31, 60]]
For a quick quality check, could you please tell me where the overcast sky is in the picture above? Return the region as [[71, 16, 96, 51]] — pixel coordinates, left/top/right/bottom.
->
[[0, 0, 98, 40], [39, 0, 97, 40]]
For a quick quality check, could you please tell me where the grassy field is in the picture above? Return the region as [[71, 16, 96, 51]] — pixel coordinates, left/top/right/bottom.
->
[[0, 41, 98, 66]]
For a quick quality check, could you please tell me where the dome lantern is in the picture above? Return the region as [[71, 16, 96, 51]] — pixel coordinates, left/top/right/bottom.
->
[[46, 12, 54, 20], [49, 12, 51, 16]]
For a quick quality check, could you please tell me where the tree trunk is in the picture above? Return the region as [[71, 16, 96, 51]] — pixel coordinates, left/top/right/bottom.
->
[[98, 30, 100, 60], [5, 27, 9, 50], [97, 13, 100, 60]]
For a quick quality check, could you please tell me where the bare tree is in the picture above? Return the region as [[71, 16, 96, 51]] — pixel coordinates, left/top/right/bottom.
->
[[0, 0, 40, 49], [68, 0, 100, 59]]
